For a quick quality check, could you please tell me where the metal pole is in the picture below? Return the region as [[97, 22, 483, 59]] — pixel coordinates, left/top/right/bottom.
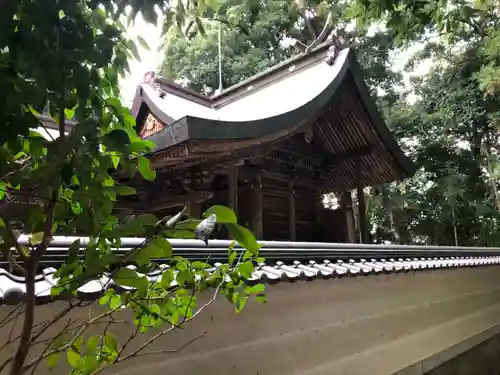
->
[[217, 23, 223, 92]]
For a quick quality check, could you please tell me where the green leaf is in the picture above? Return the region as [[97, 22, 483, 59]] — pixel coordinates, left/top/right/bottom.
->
[[139, 314, 151, 332], [103, 129, 131, 152], [67, 239, 81, 263], [161, 268, 175, 288], [131, 139, 155, 153], [99, 293, 111, 305], [110, 154, 120, 169], [151, 303, 161, 316], [115, 268, 147, 291], [82, 355, 100, 372], [86, 336, 101, 353], [226, 223, 260, 254], [245, 283, 265, 295], [0, 182, 5, 200], [232, 292, 247, 312], [204, 205, 237, 223], [116, 185, 136, 196], [192, 260, 208, 269], [206, 0, 222, 12], [174, 219, 201, 230], [109, 294, 122, 309], [104, 332, 118, 353], [133, 248, 150, 266], [115, 268, 139, 285], [29, 232, 45, 246], [106, 97, 122, 108], [228, 247, 237, 265], [107, 214, 157, 237], [138, 156, 156, 181], [255, 294, 267, 303], [67, 350, 80, 367], [47, 352, 60, 369], [238, 261, 254, 279], [137, 36, 150, 50], [64, 107, 76, 120], [143, 237, 173, 258]]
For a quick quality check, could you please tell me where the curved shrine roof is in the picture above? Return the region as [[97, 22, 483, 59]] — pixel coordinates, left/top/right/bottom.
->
[[131, 42, 415, 192]]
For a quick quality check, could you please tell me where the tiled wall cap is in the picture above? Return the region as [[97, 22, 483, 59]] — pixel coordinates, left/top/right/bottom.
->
[[1, 256, 500, 305]]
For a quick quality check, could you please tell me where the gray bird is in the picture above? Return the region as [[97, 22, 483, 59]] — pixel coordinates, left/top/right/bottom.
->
[[195, 214, 217, 245]]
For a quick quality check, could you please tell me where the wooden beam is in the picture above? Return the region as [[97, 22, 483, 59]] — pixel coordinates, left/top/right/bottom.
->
[[289, 178, 297, 241], [340, 191, 357, 243], [322, 145, 374, 170], [251, 173, 263, 240], [228, 168, 239, 215], [356, 157, 369, 244], [261, 171, 318, 189], [116, 191, 213, 213]]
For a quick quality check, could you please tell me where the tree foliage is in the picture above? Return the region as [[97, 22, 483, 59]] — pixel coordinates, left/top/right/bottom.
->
[[0, 2, 263, 375], [160, 0, 299, 93], [160, 0, 403, 99], [160, 0, 500, 247], [348, 0, 500, 245]]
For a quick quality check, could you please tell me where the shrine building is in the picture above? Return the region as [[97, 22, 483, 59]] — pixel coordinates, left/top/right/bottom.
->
[[122, 41, 414, 243]]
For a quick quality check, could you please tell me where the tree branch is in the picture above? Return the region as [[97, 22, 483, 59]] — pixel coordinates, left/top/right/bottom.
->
[[8, 258, 36, 375], [132, 330, 208, 358], [28, 318, 74, 375], [93, 282, 223, 373], [19, 305, 123, 374], [29, 302, 75, 344]]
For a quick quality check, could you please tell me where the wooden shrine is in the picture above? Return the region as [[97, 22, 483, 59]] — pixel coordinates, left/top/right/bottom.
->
[[122, 41, 415, 243]]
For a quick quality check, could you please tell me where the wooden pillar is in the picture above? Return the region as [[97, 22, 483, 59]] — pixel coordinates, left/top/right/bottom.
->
[[356, 157, 369, 244], [187, 194, 200, 219], [340, 191, 357, 243], [228, 168, 238, 215], [288, 178, 296, 241], [251, 173, 263, 240]]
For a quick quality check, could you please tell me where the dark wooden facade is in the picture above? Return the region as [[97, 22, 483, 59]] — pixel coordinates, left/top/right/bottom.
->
[[122, 42, 414, 243]]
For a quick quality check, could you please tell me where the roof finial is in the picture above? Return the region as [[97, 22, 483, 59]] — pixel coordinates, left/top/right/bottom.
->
[[143, 71, 156, 84]]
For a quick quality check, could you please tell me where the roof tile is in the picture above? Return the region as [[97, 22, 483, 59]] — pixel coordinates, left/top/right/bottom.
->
[[1, 256, 500, 305]]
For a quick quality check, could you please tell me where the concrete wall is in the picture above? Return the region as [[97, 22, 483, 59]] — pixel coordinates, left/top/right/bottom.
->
[[425, 332, 500, 375], [2, 266, 500, 375]]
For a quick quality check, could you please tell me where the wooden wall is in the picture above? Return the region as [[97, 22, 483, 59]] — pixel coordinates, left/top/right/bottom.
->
[[318, 208, 347, 243], [147, 171, 350, 243]]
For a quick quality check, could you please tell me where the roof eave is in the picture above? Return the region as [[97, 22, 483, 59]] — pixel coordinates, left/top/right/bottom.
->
[[346, 52, 416, 179]]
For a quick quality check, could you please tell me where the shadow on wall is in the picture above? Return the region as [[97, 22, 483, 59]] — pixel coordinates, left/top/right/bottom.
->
[[425, 333, 500, 375]]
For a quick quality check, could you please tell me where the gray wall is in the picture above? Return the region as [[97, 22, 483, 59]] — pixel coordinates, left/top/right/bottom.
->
[[425, 332, 500, 375], [2, 266, 500, 375]]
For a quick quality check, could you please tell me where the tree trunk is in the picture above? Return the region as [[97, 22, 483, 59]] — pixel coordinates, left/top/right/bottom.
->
[[381, 186, 401, 244]]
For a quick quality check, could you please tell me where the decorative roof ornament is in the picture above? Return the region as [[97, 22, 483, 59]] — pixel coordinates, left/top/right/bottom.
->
[[324, 35, 347, 66], [143, 71, 156, 84], [139, 113, 165, 138], [324, 45, 338, 66], [143, 71, 167, 98]]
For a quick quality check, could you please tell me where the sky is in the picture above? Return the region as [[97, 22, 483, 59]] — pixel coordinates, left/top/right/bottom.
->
[[120, 13, 165, 106], [119, 15, 432, 107]]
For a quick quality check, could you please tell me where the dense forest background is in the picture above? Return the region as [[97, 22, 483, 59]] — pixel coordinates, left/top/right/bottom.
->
[[157, 0, 500, 247]]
